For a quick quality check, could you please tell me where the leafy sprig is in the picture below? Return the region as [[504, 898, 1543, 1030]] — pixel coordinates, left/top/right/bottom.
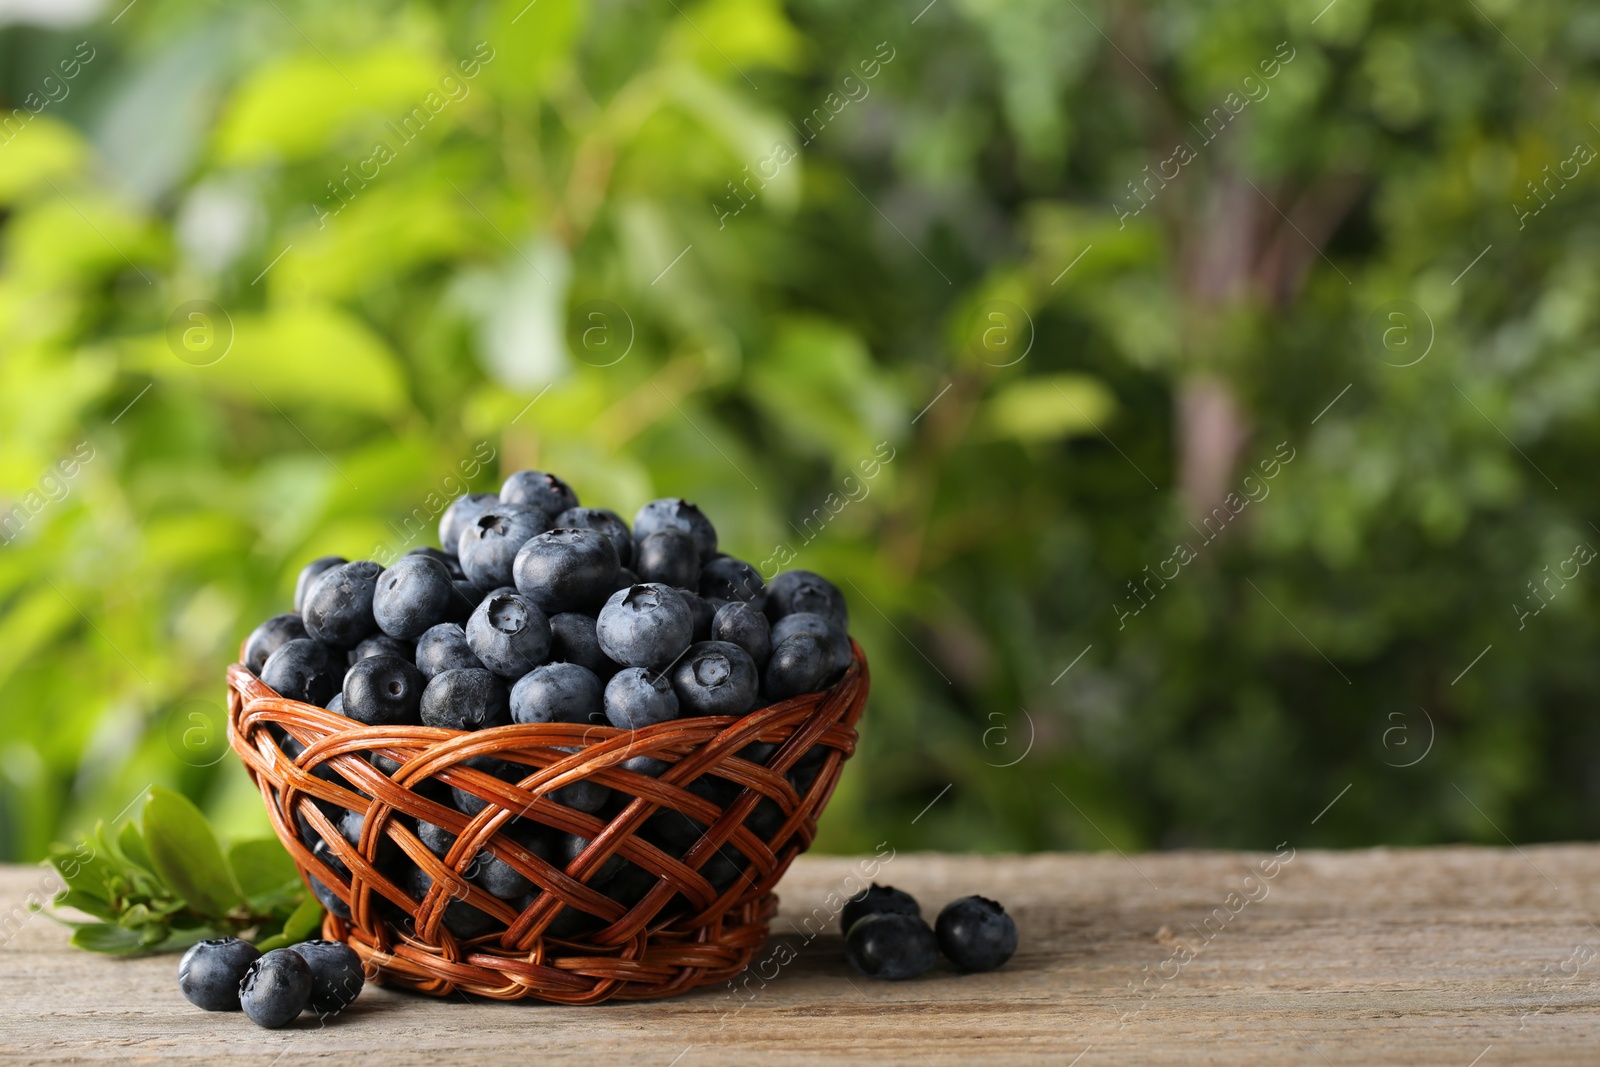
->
[[38, 786, 323, 954]]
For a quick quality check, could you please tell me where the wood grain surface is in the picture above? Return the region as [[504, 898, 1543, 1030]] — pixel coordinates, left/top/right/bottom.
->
[[3, 846, 1598, 1065]]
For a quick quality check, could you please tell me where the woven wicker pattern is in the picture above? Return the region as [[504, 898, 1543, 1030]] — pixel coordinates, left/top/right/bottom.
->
[[225, 642, 867, 1003]]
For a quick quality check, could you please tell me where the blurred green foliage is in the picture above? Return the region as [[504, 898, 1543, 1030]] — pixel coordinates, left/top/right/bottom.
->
[[2, 0, 1599, 862]]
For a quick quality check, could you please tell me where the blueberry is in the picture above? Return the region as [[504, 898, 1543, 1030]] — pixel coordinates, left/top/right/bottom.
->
[[351, 633, 413, 664], [621, 753, 672, 777], [700, 556, 765, 608], [325, 692, 344, 714], [546, 747, 612, 812], [466, 591, 551, 678], [634, 528, 699, 588], [342, 655, 425, 726], [420, 667, 510, 731], [468, 822, 555, 899], [301, 560, 383, 649], [286, 939, 364, 1015], [674, 587, 715, 641], [845, 913, 939, 980], [406, 544, 464, 578], [245, 614, 309, 674], [449, 754, 523, 816], [510, 661, 604, 725], [633, 498, 717, 559], [417, 819, 457, 858], [763, 633, 833, 701], [603, 667, 680, 729], [559, 831, 626, 885], [177, 937, 261, 1011], [513, 528, 620, 614], [438, 493, 499, 558], [841, 882, 921, 934], [671, 641, 759, 717], [595, 583, 694, 670], [548, 612, 617, 679], [294, 555, 347, 614], [457, 504, 546, 590], [403, 864, 498, 939], [415, 622, 483, 678], [373, 552, 456, 639], [615, 566, 641, 589], [554, 506, 633, 567], [711, 601, 771, 666], [935, 895, 1018, 972], [501, 469, 578, 523], [309, 873, 350, 919], [766, 569, 849, 630], [770, 611, 852, 676], [238, 948, 313, 1028], [337, 807, 402, 869], [446, 578, 485, 621], [260, 638, 341, 706]]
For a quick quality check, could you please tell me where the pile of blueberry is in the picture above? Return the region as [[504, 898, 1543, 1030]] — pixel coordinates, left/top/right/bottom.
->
[[178, 937, 364, 1028], [842, 885, 1017, 980], [241, 471, 855, 937]]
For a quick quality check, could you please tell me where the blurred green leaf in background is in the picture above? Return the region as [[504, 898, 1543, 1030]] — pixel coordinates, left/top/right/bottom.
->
[[2, 0, 1600, 864]]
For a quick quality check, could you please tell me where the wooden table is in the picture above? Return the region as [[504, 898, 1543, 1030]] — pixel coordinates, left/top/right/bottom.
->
[[3, 846, 1598, 1064]]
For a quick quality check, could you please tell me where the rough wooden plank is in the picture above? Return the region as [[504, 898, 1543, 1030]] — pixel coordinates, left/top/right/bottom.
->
[[2, 846, 1598, 1065]]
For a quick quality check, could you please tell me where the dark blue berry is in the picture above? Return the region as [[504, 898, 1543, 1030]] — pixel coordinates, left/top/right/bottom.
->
[[245, 614, 308, 674], [763, 633, 833, 702], [596, 583, 693, 670], [771, 610, 852, 676], [288, 939, 365, 1015], [674, 586, 715, 641], [841, 882, 921, 933], [438, 493, 498, 558], [350, 633, 412, 664], [466, 591, 551, 678], [301, 560, 383, 649], [456, 504, 546, 589], [501, 469, 579, 523], [325, 692, 344, 714], [554, 506, 633, 567], [845, 912, 939, 980], [468, 822, 555, 899], [341, 654, 425, 726], [766, 569, 849, 630], [238, 948, 313, 1028], [510, 661, 604, 725], [559, 831, 626, 884], [260, 638, 341, 706], [633, 498, 717, 559], [548, 612, 617, 679], [373, 553, 456, 639], [420, 667, 510, 731], [513, 528, 620, 614], [406, 544, 464, 578], [177, 937, 260, 1011], [671, 641, 759, 716], [935, 895, 1017, 972], [403, 864, 498, 939], [615, 566, 641, 589], [700, 556, 765, 608], [294, 555, 347, 613], [603, 667, 680, 729], [621, 753, 672, 777], [415, 622, 482, 678], [711, 601, 771, 666], [634, 528, 699, 588], [309, 873, 350, 919], [449, 754, 524, 816]]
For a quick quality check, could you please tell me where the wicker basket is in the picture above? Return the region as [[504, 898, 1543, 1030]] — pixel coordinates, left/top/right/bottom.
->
[[225, 642, 868, 1003]]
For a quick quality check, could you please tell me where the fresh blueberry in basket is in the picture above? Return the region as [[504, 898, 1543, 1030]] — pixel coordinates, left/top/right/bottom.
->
[[415, 622, 483, 679], [177, 937, 261, 1011], [675, 587, 715, 641], [596, 583, 694, 670], [548, 612, 617, 680], [325, 692, 344, 715], [468, 821, 556, 899], [554, 506, 633, 567], [763, 633, 833, 702], [420, 667, 510, 731], [766, 569, 849, 630], [406, 544, 464, 578], [501, 469, 579, 523], [845, 912, 939, 980], [841, 883, 922, 934], [711, 601, 771, 666], [373, 552, 456, 639], [457, 504, 546, 589], [294, 555, 347, 613], [403, 864, 499, 940], [449, 754, 523, 816], [513, 528, 620, 614], [301, 560, 383, 649], [634, 528, 700, 589], [308, 870, 351, 919], [510, 661, 604, 725], [288, 939, 365, 1015], [671, 641, 759, 717], [260, 638, 341, 706], [633, 497, 718, 559], [770, 611, 852, 679], [337, 807, 402, 869], [560, 831, 627, 885], [935, 895, 1018, 972], [239, 948, 313, 1028], [341, 655, 425, 726], [603, 667, 679, 729], [466, 591, 551, 678], [547, 747, 612, 812], [438, 492, 499, 557], [245, 613, 308, 674], [351, 632, 413, 664], [700, 556, 765, 608]]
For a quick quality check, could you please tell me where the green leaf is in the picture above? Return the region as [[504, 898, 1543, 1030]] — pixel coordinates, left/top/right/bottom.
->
[[976, 374, 1118, 443], [140, 787, 244, 919], [229, 838, 300, 902], [50, 889, 117, 921], [257, 893, 326, 950], [69, 923, 149, 955], [117, 821, 154, 874]]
